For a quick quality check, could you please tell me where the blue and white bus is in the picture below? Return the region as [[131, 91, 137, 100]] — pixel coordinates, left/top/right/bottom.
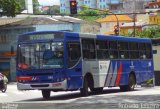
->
[[16, 31, 154, 99]]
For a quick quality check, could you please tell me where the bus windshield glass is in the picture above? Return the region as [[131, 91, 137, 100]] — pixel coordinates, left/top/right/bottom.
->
[[18, 42, 64, 69]]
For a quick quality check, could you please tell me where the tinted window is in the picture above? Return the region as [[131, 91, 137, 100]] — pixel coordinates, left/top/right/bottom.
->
[[146, 43, 152, 51], [96, 40, 109, 59], [82, 39, 96, 59], [139, 43, 146, 50], [109, 51, 118, 59], [130, 51, 139, 59], [118, 41, 128, 50], [67, 42, 81, 68], [129, 42, 138, 50], [109, 41, 117, 49], [120, 51, 129, 59], [96, 40, 108, 49]]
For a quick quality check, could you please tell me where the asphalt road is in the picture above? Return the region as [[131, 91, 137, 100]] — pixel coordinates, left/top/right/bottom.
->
[[0, 83, 160, 109]]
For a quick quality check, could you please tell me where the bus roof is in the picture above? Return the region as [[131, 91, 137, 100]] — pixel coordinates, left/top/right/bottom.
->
[[18, 31, 151, 43]]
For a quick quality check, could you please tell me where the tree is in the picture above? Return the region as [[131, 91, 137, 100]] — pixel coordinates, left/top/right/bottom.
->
[[0, 0, 21, 17], [76, 7, 109, 22], [0, 0, 41, 16], [121, 26, 160, 38], [33, 0, 41, 14], [42, 5, 60, 15], [48, 5, 60, 15]]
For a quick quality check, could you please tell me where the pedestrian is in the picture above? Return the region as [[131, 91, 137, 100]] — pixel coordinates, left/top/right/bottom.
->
[[0, 72, 8, 84]]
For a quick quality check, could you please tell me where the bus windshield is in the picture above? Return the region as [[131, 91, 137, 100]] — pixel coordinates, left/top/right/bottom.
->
[[18, 42, 64, 69]]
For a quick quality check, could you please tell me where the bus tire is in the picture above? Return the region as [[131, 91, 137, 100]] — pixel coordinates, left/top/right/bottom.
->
[[127, 74, 136, 91], [42, 90, 51, 99], [120, 74, 136, 91], [1, 83, 7, 93], [80, 78, 89, 96]]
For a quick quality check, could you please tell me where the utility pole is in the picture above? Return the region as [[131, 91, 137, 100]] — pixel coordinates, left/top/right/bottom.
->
[[133, 13, 136, 37]]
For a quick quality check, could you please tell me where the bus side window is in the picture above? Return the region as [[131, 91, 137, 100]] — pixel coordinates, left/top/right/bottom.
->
[[67, 42, 81, 68], [109, 41, 117, 49], [82, 38, 96, 60], [118, 41, 129, 59], [139, 43, 146, 59], [96, 40, 109, 59], [118, 41, 128, 50], [146, 43, 152, 59], [129, 42, 139, 59], [109, 41, 118, 59]]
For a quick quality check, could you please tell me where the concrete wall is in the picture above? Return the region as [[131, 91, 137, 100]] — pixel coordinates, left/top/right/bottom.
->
[[153, 45, 160, 86], [153, 46, 160, 71], [25, 0, 33, 14], [81, 22, 100, 34]]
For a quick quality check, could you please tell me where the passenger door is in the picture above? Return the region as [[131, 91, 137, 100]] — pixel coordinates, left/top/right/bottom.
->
[[66, 42, 82, 90]]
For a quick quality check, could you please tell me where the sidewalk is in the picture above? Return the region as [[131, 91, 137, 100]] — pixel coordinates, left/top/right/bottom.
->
[[7, 82, 17, 85]]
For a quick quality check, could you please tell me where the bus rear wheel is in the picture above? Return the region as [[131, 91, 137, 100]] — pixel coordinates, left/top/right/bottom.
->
[[120, 74, 136, 91], [127, 74, 136, 91], [42, 90, 51, 99]]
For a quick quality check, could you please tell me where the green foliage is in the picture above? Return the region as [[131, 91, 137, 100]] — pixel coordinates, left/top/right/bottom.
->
[[75, 7, 109, 22], [0, 0, 21, 17], [33, 0, 41, 14], [17, 0, 25, 10], [0, 0, 42, 16], [121, 26, 160, 38], [42, 5, 60, 15], [142, 79, 153, 85]]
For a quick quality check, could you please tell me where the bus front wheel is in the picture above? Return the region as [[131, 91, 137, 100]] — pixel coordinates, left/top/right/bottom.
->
[[42, 90, 51, 99], [80, 78, 89, 96]]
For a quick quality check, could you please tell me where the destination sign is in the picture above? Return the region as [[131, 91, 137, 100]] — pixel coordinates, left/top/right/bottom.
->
[[19, 32, 64, 42]]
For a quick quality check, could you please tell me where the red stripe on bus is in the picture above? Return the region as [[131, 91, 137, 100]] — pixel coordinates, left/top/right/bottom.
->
[[16, 76, 32, 81], [115, 62, 122, 86]]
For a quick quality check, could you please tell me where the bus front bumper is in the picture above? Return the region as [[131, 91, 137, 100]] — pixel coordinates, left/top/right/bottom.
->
[[17, 80, 67, 90]]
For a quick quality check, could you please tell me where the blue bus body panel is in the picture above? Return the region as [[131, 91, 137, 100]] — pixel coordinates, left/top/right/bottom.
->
[[64, 32, 83, 90], [107, 59, 154, 86]]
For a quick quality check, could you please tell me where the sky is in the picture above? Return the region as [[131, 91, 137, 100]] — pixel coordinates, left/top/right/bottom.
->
[[38, 0, 60, 6]]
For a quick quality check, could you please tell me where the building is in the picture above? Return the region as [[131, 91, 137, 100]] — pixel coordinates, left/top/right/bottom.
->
[[22, 0, 33, 14], [123, 0, 152, 13], [60, 0, 70, 14], [120, 21, 147, 35], [97, 0, 109, 9], [120, 0, 160, 36], [97, 15, 133, 34], [107, 0, 123, 13], [60, 0, 123, 14], [83, 0, 97, 8], [144, 0, 160, 25]]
